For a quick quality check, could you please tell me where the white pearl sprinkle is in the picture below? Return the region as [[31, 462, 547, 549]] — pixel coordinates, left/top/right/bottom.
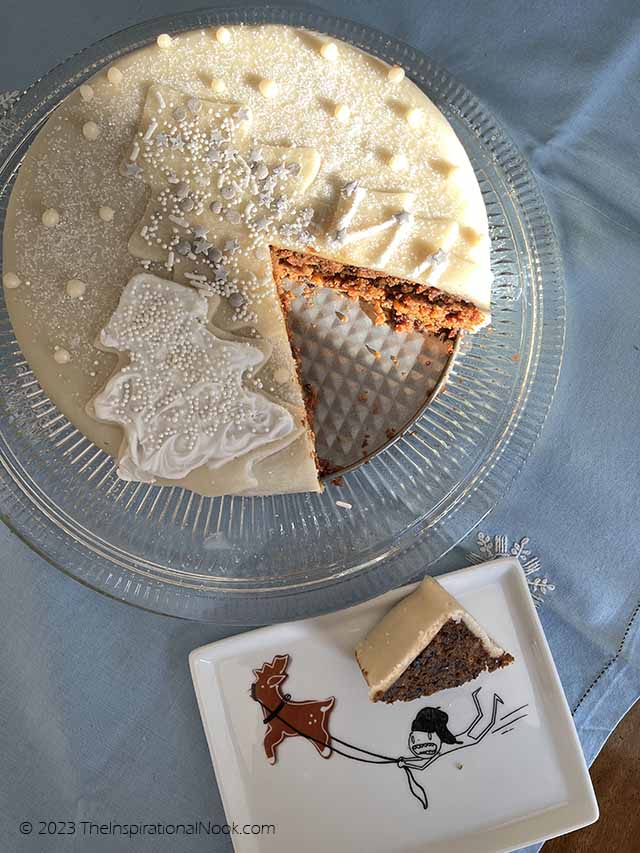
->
[[79, 84, 94, 102], [334, 103, 351, 124], [258, 79, 278, 99], [210, 78, 226, 95], [387, 66, 405, 84], [389, 152, 409, 172], [107, 66, 123, 85], [3, 272, 21, 290], [215, 27, 231, 45], [156, 33, 173, 49], [99, 205, 115, 222], [405, 107, 424, 128], [42, 208, 60, 227], [320, 42, 338, 62], [53, 347, 71, 365], [65, 279, 87, 299], [82, 120, 100, 140]]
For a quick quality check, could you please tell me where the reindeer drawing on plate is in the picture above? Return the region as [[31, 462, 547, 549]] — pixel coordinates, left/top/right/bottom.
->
[[251, 654, 335, 764]]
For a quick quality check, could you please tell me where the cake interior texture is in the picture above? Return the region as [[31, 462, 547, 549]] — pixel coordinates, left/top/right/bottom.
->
[[372, 619, 514, 703], [270, 247, 485, 336]]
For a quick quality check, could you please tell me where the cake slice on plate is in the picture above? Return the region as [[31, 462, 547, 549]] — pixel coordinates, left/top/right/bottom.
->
[[355, 576, 514, 702]]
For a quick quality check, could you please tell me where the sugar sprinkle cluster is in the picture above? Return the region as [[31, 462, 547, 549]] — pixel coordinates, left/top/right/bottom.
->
[[93, 275, 294, 480], [124, 88, 319, 327]]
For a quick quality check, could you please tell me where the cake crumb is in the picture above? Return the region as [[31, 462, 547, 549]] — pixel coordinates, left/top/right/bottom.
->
[[331, 476, 345, 487]]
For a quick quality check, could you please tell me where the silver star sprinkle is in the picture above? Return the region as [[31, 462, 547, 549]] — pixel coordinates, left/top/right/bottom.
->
[[193, 237, 212, 254]]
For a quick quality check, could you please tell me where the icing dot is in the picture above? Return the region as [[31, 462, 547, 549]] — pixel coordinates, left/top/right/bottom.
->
[[107, 66, 123, 85], [82, 121, 100, 140], [405, 107, 424, 128], [79, 84, 94, 102], [320, 42, 338, 62], [42, 208, 60, 227], [210, 78, 226, 94], [258, 79, 278, 99], [98, 205, 115, 222], [215, 26, 231, 45], [334, 103, 351, 124], [65, 278, 87, 299], [387, 66, 405, 83], [3, 272, 20, 290], [53, 347, 71, 365], [389, 152, 409, 172], [156, 33, 173, 49]]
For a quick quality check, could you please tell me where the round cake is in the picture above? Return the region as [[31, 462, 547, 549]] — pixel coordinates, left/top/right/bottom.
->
[[2, 24, 491, 497]]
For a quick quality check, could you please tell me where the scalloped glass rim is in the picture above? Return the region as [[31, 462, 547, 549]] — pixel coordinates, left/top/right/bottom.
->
[[0, 4, 565, 623]]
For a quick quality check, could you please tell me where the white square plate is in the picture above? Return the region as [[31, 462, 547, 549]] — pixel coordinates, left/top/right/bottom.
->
[[189, 558, 598, 852]]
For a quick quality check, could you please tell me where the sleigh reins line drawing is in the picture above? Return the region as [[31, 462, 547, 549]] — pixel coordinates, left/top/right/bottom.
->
[[250, 655, 529, 811]]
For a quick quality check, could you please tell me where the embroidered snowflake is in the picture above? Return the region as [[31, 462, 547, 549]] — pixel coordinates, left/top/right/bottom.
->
[[467, 533, 555, 607], [0, 90, 21, 115], [0, 90, 22, 150]]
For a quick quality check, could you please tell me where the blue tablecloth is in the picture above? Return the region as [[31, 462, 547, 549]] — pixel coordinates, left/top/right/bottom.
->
[[1, 1, 639, 851]]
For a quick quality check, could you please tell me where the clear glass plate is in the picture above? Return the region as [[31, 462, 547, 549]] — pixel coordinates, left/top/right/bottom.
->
[[0, 5, 565, 623]]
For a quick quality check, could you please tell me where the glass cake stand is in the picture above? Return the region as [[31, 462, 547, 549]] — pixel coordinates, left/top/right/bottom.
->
[[0, 5, 565, 623]]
